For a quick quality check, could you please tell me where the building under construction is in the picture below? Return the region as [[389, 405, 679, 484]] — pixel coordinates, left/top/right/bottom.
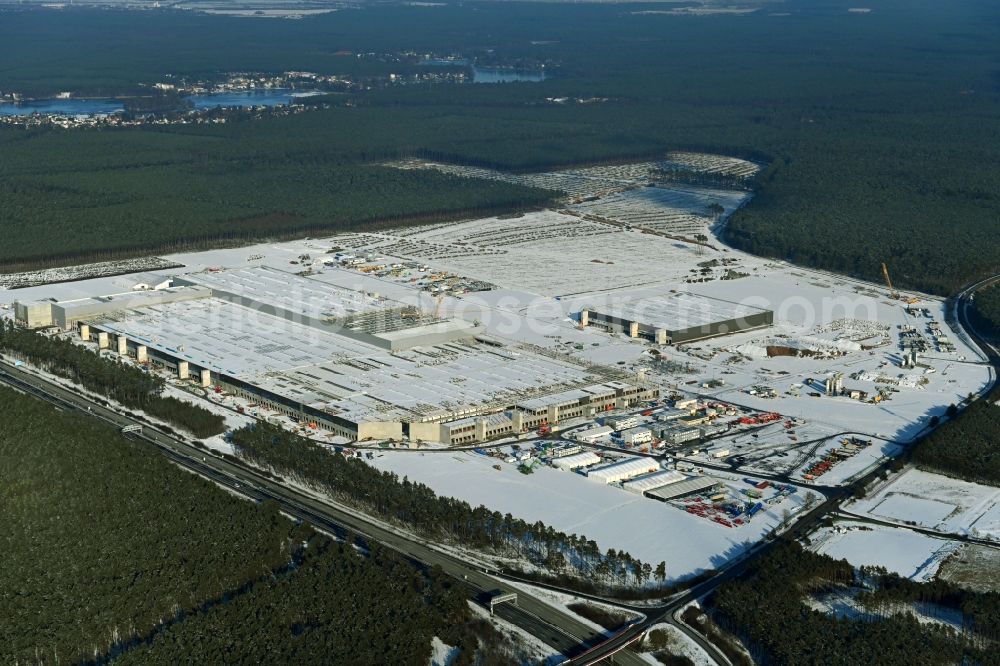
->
[[580, 292, 773, 345]]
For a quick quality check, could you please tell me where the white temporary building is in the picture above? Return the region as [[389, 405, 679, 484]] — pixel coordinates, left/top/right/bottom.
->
[[587, 457, 660, 484], [576, 425, 614, 443], [552, 451, 601, 471], [619, 426, 652, 446], [622, 469, 686, 494]]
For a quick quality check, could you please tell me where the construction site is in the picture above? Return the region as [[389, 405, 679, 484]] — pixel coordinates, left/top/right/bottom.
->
[[1, 152, 994, 592]]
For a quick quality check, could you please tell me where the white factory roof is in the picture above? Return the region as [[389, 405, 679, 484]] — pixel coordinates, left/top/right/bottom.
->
[[56, 285, 211, 316], [620, 426, 651, 437], [552, 451, 601, 470], [622, 469, 686, 493], [376, 318, 477, 342], [587, 292, 769, 331], [91, 296, 600, 425], [182, 266, 397, 321], [587, 457, 660, 481]]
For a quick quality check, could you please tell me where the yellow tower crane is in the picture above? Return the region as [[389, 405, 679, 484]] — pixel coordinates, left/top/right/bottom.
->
[[881, 262, 899, 300]]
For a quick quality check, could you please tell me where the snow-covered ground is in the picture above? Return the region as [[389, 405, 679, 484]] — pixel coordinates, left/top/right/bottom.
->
[[846, 468, 1000, 540], [369, 449, 808, 581], [809, 522, 959, 581], [429, 636, 457, 666], [804, 588, 965, 630], [639, 622, 715, 666], [938, 544, 1000, 593]]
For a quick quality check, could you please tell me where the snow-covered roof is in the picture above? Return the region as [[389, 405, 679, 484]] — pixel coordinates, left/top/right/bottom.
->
[[587, 457, 660, 481], [622, 469, 686, 493], [586, 292, 769, 331], [552, 451, 601, 470]]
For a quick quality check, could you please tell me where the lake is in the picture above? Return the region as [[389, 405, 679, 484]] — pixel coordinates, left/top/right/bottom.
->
[[0, 89, 321, 117], [419, 59, 545, 83], [184, 88, 321, 110], [472, 68, 546, 84], [0, 98, 125, 117]]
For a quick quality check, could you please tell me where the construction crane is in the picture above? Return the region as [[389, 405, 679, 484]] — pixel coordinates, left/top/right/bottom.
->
[[881, 263, 899, 300], [881, 262, 920, 304], [433, 293, 444, 319]]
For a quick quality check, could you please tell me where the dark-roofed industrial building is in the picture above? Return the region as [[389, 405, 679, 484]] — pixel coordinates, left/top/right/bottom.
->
[[580, 292, 773, 345]]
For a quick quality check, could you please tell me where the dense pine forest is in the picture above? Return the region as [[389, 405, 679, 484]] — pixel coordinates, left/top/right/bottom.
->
[[972, 286, 1000, 339], [232, 422, 668, 594], [0, 321, 226, 437], [709, 542, 1000, 666], [0, 386, 525, 664], [911, 387, 1000, 487], [0, 0, 999, 294]]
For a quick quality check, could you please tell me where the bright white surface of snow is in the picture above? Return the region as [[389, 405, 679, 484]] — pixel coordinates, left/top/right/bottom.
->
[[811, 523, 958, 581], [848, 468, 1000, 540], [640, 622, 714, 666], [370, 449, 806, 581]]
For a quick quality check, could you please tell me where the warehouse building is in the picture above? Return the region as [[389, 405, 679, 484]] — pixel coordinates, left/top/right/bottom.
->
[[552, 451, 602, 471], [621, 469, 685, 494], [644, 476, 725, 502], [580, 293, 773, 345], [587, 457, 660, 484]]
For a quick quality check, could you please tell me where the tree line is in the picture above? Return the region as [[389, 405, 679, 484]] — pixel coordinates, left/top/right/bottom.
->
[[231, 422, 668, 594], [0, 321, 225, 438]]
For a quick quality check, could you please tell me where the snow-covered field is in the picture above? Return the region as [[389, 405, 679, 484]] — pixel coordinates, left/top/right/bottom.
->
[[846, 468, 1000, 540], [368, 449, 808, 581], [810, 522, 959, 581]]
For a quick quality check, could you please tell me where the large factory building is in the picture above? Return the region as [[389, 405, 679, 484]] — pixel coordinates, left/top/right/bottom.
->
[[580, 292, 773, 345], [16, 266, 657, 444]]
